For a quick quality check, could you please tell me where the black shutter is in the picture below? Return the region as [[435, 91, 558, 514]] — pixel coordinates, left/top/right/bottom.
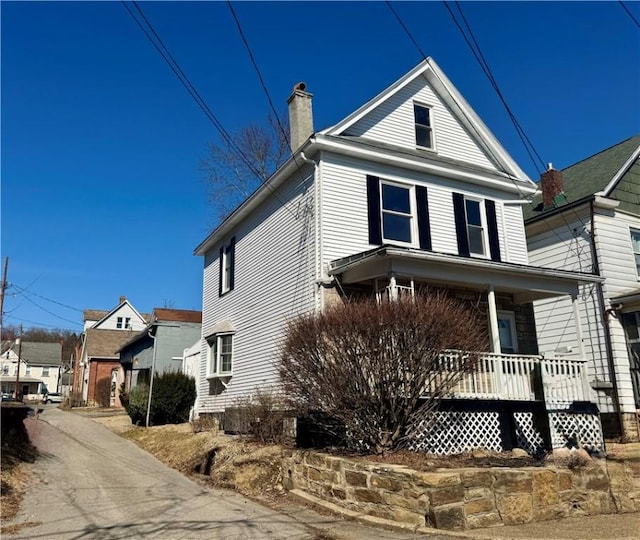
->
[[416, 186, 432, 251], [218, 246, 224, 297], [366, 175, 382, 245], [452, 192, 470, 257], [485, 200, 501, 262], [228, 236, 236, 291]]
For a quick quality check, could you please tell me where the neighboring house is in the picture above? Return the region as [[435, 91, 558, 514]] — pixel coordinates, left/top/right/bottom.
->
[[525, 135, 640, 441], [1, 340, 63, 400], [193, 58, 604, 455], [118, 308, 202, 391], [72, 296, 150, 405]]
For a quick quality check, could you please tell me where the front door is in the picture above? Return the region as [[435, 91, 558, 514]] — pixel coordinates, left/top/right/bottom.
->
[[497, 311, 518, 354]]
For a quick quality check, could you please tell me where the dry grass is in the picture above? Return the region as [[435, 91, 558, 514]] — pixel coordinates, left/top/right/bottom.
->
[[121, 423, 287, 497]]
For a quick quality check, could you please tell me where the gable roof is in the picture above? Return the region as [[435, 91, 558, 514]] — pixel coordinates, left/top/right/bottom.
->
[[152, 308, 202, 324], [13, 341, 62, 366], [91, 299, 150, 329], [324, 58, 532, 185], [195, 58, 535, 257], [85, 329, 138, 359], [525, 135, 640, 220], [83, 309, 108, 322]]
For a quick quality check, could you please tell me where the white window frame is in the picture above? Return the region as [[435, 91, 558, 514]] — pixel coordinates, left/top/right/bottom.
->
[[380, 180, 418, 247], [206, 333, 234, 378], [413, 102, 435, 151], [2, 365, 9, 375], [25, 365, 31, 375], [464, 196, 489, 258], [630, 228, 640, 279], [42, 366, 50, 377], [497, 310, 518, 354]]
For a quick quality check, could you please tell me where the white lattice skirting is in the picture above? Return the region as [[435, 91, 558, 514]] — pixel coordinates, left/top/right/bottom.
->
[[548, 411, 605, 453], [408, 411, 502, 454], [407, 409, 604, 455]]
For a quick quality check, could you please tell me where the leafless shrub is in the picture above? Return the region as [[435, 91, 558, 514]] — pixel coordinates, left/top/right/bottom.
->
[[67, 391, 85, 408], [280, 292, 488, 454], [227, 388, 291, 444], [191, 414, 220, 434]]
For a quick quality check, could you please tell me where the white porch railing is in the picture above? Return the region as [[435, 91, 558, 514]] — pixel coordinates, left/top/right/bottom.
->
[[442, 351, 590, 407]]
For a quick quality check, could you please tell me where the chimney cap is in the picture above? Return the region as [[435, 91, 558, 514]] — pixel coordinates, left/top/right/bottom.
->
[[293, 82, 307, 92]]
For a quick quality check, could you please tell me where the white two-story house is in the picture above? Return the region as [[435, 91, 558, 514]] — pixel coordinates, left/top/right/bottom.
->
[[195, 59, 603, 454], [525, 136, 640, 441]]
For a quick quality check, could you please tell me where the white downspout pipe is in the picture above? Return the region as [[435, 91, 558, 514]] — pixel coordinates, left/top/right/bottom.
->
[[145, 327, 158, 428]]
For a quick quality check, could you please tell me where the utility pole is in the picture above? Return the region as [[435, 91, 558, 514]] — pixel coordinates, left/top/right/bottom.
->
[[14, 324, 23, 401], [0, 257, 8, 331]]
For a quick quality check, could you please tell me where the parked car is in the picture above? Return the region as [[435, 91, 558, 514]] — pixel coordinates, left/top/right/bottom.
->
[[43, 393, 63, 404], [1, 392, 12, 402]]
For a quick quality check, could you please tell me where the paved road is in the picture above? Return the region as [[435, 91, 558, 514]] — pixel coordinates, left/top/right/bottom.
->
[[4, 408, 440, 540]]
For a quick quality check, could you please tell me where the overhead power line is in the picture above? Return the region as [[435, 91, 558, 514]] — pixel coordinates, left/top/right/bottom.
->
[[121, 1, 299, 220], [9, 283, 84, 313], [619, 1, 640, 29], [385, 2, 589, 262], [226, 1, 290, 148], [443, 1, 546, 175]]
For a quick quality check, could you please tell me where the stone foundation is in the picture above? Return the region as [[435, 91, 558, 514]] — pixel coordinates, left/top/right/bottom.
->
[[282, 452, 640, 531]]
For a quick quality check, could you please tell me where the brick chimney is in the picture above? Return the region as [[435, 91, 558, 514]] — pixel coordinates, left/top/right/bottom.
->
[[119, 296, 126, 304], [287, 82, 313, 152], [540, 164, 564, 209]]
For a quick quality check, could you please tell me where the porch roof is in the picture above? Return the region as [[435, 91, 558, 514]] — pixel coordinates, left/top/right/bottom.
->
[[328, 246, 603, 304], [612, 288, 640, 311]]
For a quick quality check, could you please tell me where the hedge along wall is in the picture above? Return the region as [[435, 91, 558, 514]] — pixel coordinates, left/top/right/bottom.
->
[[282, 452, 640, 531]]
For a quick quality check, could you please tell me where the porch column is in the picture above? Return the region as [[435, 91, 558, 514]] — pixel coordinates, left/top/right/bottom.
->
[[572, 293, 586, 359], [487, 286, 501, 353], [389, 275, 398, 301]]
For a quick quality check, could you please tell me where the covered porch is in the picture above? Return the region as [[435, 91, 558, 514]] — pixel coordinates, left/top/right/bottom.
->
[[327, 246, 604, 452]]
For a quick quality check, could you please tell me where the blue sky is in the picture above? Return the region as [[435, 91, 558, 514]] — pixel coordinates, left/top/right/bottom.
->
[[2, 1, 639, 332]]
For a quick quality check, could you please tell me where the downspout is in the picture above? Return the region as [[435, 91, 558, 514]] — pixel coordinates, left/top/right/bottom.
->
[[590, 198, 625, 439], [300, 149, 321, 312], [145, 326, 158, 428]]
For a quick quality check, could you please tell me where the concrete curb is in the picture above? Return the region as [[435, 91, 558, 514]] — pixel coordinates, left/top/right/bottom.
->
[[289, 488, 497, 539]]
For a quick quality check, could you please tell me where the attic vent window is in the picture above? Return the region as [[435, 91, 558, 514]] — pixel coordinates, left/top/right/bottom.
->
[[414, 103, 433, 149]]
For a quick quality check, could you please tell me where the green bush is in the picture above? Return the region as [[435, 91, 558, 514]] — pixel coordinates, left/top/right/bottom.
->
[[151, 371, 196, 425], [126, 384, 149, 426]]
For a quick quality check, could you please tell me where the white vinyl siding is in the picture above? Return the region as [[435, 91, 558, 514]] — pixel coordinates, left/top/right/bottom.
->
[[321, 153, 527, 269], [198, 169, 316, 414], [526, 207, 640, 414], [346, 76, 495, 170]]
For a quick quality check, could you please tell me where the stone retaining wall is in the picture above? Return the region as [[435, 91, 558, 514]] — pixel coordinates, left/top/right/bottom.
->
[[282, 452, 640, 531]]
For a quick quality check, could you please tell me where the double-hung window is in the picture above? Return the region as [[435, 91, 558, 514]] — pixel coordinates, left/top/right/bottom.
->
[[464, 198, 486, 256], [219, 237, 236, 296], [414, 103, 434, 149], [116, 317, 131, 329], [381, 181, 415, 244], [452, 193, 501, 261], [42, 366, 50, 377], [630, 229, 640, 278], [207, 334, 233, 377]]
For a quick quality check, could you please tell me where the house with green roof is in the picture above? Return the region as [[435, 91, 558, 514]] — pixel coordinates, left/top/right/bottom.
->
[[525, 135, 640, 441]]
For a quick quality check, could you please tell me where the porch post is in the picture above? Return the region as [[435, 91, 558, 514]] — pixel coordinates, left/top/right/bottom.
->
[[389, 275, 398, 301], [487, 286, 501, 353], [572, 293, 586, 359]]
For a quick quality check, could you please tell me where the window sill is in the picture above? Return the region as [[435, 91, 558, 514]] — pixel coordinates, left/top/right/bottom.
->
[[206, 372, 233, 380]]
